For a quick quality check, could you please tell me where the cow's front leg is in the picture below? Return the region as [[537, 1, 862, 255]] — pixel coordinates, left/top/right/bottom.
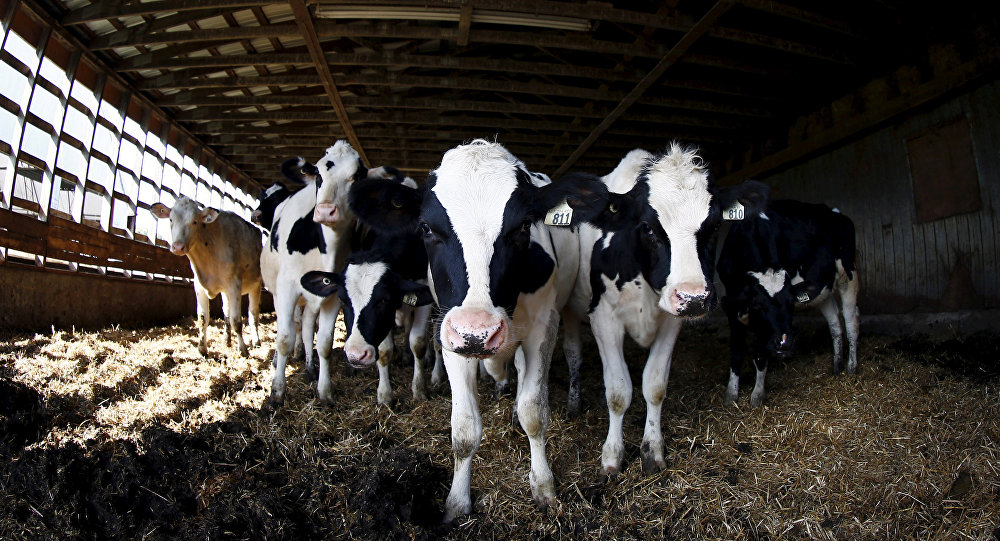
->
[[640, 316, 681, 474], [840, 276, 861, 375], [429, 320, 445, 388], [247, 285, 262, 348], [443, 351, 482, 523], [516, 310, 558, 510], [725, 310, 748, 405], [591, 308, 629, 479], [314, 297, 340, 404], [376, 334, 395, 406], [195, 287, 211, 356], [301, 304, 319, 381]]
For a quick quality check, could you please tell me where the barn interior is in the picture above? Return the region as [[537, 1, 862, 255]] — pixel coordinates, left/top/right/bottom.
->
[[0, 1, 998, 540]]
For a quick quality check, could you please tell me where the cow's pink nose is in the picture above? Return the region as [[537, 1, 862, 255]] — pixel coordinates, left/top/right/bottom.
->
[[170, 242, 187, 255], [313, 203, 339, 224], [345, 345, 375, 368], [669, 283, 709, 316], [443, 310, 507, 355]]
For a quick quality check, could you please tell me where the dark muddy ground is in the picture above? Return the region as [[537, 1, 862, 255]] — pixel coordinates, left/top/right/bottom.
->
[[1, 314, 998, 540]]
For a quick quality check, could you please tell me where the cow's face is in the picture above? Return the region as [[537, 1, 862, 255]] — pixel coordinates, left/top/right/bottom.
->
[[581, 144, 770, 318], [251, 184, 289, 229], [349, 140, 606, 359], [151, 196, 219, 255], [728, 268, 796, 357], [312, 141, 367, 226], [300, 265, 432, 368]]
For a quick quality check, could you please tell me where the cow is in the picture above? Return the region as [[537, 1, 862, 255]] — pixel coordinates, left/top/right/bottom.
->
[[151, 196, 263, 357], [347, 139, 608, 522], [300, 174, 440, 405], [261, 141, 367, 407], [561, 143, 770, 479], [717, 199, 860, 407]]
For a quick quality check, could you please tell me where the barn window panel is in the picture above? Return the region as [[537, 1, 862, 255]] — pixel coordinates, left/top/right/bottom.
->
[[19, 121, 55, 168], [27, 83, 63, 133], [55, 135, 86, 183], [116, 136, 142, 185], [10, 159, 44, 218], [181, 155, 199, 200], [86, 148, 113, 194], [133, 206, 156, 244], [61, 102, 93, 150], [68, 76, 99, 116], [37, 55, 70, 97], [48, 171, 76, 216], [907, 116, 982, 223], [114, 168, 138, 204], [110, 194, 135, 232], [2, 28, 38, 79], [82, 185, 110, 228], [161, 161, 180, 197]]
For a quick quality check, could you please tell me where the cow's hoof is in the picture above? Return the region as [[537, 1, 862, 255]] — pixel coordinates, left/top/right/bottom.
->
[[442, 497, 471, 524], [239, 346, 249, 357], [266, 394, 284, 410], [533, 493, 555, 511], [567, 398, 582, 419], [847, 363, 857, 376], [198, 344, 208, 356], [724, 390, 739, 406], [750, 392, 765, 408], [831, 361, 844, 375], [377, 393, 395, 407], [303, 362, 318, 382], [412, 388, 429, 401], [597, 466, 619, 484], [640, 443, 666, 474]]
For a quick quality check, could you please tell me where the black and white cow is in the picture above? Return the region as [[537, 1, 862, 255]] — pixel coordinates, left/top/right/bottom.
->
[[717, 199, 860, 407], [348, 139, 607, 522], [300, 175, 441, 405], [562, 144, 769, 478], [152, 196, 263, 357], [261, 141, 367, 407]]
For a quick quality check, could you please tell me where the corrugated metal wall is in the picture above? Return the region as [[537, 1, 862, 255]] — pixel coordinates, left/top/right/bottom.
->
[[760, 78, 1000, 314]]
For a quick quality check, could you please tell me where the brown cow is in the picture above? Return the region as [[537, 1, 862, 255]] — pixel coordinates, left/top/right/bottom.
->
[[152, 196, 263, 356]]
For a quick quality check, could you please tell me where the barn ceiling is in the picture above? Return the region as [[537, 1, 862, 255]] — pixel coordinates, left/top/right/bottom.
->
[[28, 0, 1000, 190]]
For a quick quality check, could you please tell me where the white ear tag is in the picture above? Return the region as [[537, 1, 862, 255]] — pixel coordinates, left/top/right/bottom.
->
[[723, 201, 745, 221], [402, 293, 419, 306], [544, 200, 573, 226], [796, 291, 810, 304]]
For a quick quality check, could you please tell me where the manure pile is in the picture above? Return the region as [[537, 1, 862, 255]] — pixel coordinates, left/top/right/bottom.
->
[[1, 315, 998, 540]]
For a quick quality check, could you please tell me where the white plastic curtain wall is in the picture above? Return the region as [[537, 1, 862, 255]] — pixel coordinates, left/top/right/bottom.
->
[[0, 11, 254, 258]]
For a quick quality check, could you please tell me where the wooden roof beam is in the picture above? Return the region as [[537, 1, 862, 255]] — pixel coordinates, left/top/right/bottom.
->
[[62, 0, 273, 25], [288, 0, 368, 167], [554, 0, 735, 177]]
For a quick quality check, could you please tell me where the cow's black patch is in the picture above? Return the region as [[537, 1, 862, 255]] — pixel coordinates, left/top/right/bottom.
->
[[286, 208, 326, 255], [269, 219, 280, 250]]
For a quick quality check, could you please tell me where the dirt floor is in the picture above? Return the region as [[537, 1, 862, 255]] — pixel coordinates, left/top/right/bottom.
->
[[1, 312, 998, 540]]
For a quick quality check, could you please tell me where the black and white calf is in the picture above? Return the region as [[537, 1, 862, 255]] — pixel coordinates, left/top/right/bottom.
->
[[348, 139, 605, 522], [260, 141, 366, 406], [300, 175, 440, 405], [562, 144, 769, 477], [717, 199, 860, 407]]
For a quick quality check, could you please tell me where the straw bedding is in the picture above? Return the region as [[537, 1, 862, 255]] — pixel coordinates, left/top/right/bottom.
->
[[0, 313, 997, 540]]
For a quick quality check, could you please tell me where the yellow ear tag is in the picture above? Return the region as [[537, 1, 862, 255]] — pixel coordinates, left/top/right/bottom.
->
[[544, 200, 573, 226], [723, 201, 745, 220], [402, 293, 419, 306]]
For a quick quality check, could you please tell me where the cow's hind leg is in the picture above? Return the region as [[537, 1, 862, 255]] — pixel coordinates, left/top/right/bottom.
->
[[640, 316, 682, 474], [725, 310, 748, 405], [840, 274, 861, 375], [247, 284, 262, 348], [300, 305, 319, 381], [223, 283, 248, 357], [195, 286, 211, 356], [750, 355, 768, 408], [313, 298, 340, 404], [818, 295, 844, 374], [409, 304, 432, 400], [442, 350, 482, 523], [562, 309, 584, 418], [429, 318, 445, 388]]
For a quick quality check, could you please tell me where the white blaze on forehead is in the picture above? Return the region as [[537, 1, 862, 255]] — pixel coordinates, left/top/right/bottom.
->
[[432, 140, 520, 307], [645, 143, 712, 292], [315, 141, 360, 205], [344, 261, 389, 344], [748, 268, 788, 297]]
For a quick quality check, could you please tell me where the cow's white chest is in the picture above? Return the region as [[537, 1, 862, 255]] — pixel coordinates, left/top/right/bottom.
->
[[601, 274, 662, 348]]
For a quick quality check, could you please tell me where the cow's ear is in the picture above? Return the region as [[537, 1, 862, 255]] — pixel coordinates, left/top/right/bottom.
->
[[714, 179, 770, 218], [151, 202, 171, 219], [281, 157, 317, 185], [301, 271, 341, 298], [349, 177, 423, 234], [397, 278, 434, 307], [200, 208, 220, 223], [538, 172, 646, 231]]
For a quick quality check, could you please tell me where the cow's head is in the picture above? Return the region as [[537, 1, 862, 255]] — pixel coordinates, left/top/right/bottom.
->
[[151, 196, 219, 256], [725, 268, 796, 357], [300, 265, 433, 368], [311, 141, 367, 226], [577, 143, 770, 318], [251, 183, 291, 230], [349, 139, 605, 359]]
